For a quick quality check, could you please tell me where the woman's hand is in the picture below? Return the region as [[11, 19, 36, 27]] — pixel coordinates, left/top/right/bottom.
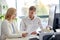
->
[[31, 31, 37, 35], [22, 33, 28, 37]]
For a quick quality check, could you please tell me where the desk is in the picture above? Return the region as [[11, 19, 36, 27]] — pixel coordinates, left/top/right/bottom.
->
[[6, 37, 29, 40], [6, 35, 39, 40], [6, 32, 53, 40]]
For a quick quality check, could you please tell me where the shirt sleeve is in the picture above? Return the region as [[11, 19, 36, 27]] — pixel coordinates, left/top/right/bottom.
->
[[20, 19, 26, 31]]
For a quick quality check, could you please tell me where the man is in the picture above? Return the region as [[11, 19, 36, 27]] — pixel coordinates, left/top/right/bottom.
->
[[20, 6, 43, 39]]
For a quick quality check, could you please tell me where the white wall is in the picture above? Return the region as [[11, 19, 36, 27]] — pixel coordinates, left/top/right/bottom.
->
[[0, 0, 2, 14], [0, 20, 2, 36]]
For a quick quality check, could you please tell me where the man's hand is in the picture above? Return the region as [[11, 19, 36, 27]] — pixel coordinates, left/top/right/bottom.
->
[[22, 33, 28, 37], [31, 31, 37, 35]]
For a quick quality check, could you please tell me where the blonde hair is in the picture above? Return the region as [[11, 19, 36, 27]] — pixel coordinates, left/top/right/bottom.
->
[[5, 8, 16, 20]]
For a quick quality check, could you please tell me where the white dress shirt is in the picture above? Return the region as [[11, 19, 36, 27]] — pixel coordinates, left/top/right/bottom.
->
[[20, 16, 42, 34], [1, 20, 21, 40]]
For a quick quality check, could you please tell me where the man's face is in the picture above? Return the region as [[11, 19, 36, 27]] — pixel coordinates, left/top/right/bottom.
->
[[29, 10, 36, 17]]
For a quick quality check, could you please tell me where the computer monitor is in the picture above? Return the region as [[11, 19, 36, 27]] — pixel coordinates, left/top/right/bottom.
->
[[48, 5, 60, 32], [53, 13, 60, 32]]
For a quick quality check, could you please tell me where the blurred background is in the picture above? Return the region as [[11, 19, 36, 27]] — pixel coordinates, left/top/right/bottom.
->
[[0, 0, 59, 31]]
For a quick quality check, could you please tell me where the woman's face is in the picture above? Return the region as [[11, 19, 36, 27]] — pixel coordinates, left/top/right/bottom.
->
[[11, 12, 16, 20]]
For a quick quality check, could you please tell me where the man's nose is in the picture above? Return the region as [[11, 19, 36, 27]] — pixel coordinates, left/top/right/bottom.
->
[[31, 12, 33, 14]]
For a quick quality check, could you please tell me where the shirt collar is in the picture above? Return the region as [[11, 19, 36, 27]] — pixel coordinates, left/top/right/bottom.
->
[[27, 16, 37, 20]]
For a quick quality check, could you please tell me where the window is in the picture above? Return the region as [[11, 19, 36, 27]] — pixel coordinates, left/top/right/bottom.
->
[[6, 0, 16, 8], [17, 0, 59, 17], [16, 0, 59, 28]]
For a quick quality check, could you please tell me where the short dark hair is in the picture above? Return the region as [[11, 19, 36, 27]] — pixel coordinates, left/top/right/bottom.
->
[[29, 6, 36, 11]]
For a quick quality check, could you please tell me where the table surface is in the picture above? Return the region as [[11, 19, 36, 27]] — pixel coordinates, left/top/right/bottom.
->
[[6, 37, 29, 40], [6, 35, 39, 40]]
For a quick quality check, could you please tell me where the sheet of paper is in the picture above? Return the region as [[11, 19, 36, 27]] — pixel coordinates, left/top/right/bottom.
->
[[26, 24, 39, 34]]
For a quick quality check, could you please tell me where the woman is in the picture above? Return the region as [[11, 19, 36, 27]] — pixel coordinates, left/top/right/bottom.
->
[[1, 8, 21, 40]]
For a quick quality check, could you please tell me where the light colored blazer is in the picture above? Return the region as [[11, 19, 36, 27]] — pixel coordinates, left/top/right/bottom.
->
[[0, 19, 2, 40], [1, 20, 21, 40]]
